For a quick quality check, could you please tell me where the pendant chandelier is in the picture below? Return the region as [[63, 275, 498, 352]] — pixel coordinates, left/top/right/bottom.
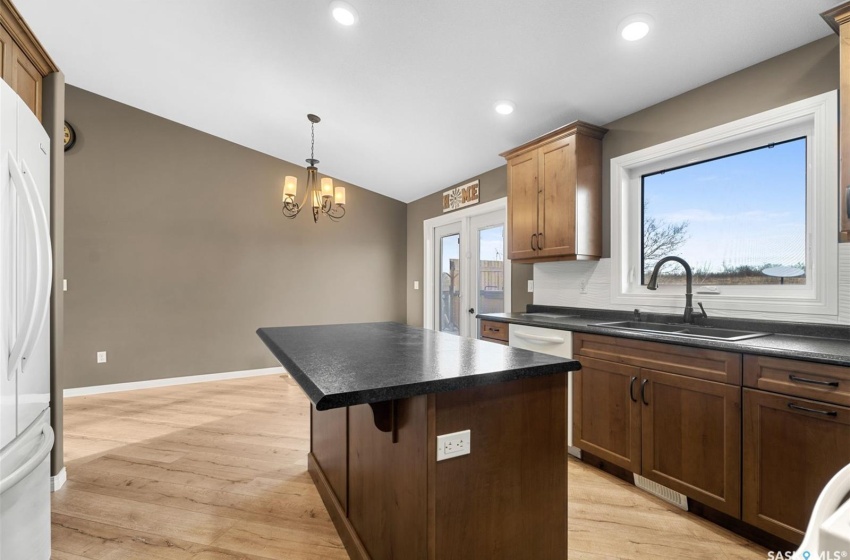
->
[[281, 114, 346, 223]]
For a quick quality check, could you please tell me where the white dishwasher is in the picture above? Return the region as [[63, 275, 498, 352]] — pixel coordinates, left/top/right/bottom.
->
[[508, 324, 580, 458]]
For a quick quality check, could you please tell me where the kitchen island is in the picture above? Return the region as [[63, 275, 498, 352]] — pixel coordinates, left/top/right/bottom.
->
[[257, 322, 580, 560]]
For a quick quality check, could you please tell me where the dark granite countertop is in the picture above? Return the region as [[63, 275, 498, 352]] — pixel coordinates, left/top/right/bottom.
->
[[256, 322, 580, 410], [477, 306, 850, 367]]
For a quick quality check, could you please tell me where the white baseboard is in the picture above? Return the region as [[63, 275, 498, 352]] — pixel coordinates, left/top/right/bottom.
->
[[51, 467, 66, 492], [63, 367, 286, 398]]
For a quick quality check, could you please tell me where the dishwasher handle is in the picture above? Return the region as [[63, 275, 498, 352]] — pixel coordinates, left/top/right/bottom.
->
[[513, 331, 565, 344]]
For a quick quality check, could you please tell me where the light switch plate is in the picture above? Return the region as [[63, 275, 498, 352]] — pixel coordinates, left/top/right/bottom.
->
[[527, 280, 534, 293], [96, 351, 107, 364], [436, 430, 471, 461], [414, 281, 420, 290]]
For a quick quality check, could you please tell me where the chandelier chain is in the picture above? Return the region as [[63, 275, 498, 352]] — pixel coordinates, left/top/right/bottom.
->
[[311, 122, 315, 162]]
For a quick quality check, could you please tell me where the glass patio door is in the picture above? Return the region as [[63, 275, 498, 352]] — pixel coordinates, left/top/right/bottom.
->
[[434, 222, 462, 335], [467, 211, 506, 337], [432, 210, 507, 338]]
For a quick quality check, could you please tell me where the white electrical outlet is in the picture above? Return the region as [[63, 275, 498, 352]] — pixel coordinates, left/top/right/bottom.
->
[[96, 351, 107, 364], [436, 429, 471, 461], [414, 281, 420, 290], [579, 280, 588, 294], [527, 280, 534, 293], [63, 279, 67, 292]]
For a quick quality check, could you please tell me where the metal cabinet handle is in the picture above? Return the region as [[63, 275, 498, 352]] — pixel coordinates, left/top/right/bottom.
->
[[538, 232, 544, 249], [640, 379, 649, 405], [789, 374, 839, 388], [787, 402, 838, 417], [629, 376, 638, 403], [531, 233, 538, 251]]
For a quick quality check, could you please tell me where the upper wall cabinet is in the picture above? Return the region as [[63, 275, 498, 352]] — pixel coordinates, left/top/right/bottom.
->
[[822, 3, 850, 242], [0, 0, 58, 120], [501, 121, 607, 262]]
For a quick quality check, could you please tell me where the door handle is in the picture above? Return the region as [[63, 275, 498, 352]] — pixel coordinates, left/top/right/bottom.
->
[[629, 376, 638, 403], [513, 331, 565, 344], [468, 308, 475, 314], [531, 233, 538, 251], [640, 379, 649, 405], [537, 232, 544, 249], [6, 152, 43, 379], [0, 424, 54, 494], [19, 158, 53, 375]]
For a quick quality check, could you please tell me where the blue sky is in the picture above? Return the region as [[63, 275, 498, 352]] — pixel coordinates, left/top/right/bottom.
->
[[643, 138, 806, 273]]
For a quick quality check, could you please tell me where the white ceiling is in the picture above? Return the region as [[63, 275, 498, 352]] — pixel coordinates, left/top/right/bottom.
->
[[18, 0, 837, 202]]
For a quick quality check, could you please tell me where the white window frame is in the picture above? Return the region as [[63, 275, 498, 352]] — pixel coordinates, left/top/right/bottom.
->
[[423, 197, 511, 332], [610, 91, 838, 317]]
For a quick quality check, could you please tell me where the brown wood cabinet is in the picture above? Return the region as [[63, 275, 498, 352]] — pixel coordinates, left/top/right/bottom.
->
[[479, 319, 508, 345], [310, 374, 568, 560], [822, 3, 850, 242], [0, 1, 58, 120], [742, 388, 850, 544], [501, 121, 607, 262], [573, 333, 742, 517]]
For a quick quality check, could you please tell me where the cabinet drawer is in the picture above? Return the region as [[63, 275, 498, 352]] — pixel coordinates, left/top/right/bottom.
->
[[744, 355, 850, 407], [573, 333, 742, 385], [480, 320, 508, 342]]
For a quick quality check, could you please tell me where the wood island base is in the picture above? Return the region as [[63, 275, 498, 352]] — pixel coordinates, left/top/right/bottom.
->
[[308, 373, 568, 560]]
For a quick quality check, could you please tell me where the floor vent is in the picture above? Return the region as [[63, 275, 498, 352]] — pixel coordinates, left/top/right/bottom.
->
[[633, 474, 689, 511]]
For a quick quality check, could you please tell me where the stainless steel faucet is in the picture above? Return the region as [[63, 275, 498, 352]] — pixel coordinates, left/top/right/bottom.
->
[[646, 256, 707, 324]]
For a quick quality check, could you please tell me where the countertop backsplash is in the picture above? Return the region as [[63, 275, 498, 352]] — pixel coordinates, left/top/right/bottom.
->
[[533, 243, 850, 325]]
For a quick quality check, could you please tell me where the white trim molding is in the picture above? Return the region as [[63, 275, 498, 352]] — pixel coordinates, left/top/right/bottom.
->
[[423, 197, 510, 333], [50, 467, 66, 492], [609, 91, 839, 319], [63, 366, 285, 398]]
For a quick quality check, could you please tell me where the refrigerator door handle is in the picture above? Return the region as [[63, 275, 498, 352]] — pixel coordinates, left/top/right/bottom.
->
[[6, 152, 42, 379], [0, 423, 53, 494], [18, 158, 51, 373]]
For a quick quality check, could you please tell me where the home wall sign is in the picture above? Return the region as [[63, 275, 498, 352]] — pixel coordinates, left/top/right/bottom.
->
[[442, 180, 479, 212]]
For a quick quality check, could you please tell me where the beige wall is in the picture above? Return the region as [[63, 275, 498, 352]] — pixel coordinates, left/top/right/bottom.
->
[[64, 86, 407, 389], [44, 72, 65, 476], [600, 35, 839, 255], [406, 166, 533, 327]]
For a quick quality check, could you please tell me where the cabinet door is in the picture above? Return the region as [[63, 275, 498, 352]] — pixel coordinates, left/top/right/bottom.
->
[[506, 150, 538, 260], [743, 389, 850, 544], [537, 136, 576, 258], [10, 43, 40, 120], [573, 355, 641, 471], [641, 369, 741, 517], [0, 25, 13, 86]]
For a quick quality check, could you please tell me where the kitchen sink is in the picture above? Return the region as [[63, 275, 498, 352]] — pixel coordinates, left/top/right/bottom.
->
[[591, 321, 772, 342]]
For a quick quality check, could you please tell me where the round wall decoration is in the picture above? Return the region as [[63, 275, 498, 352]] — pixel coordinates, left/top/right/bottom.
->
[[64, 121, 76, 151]]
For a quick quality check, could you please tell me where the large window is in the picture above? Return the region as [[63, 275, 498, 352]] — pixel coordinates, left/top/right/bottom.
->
[[610, 91, 838, 317], [641, 137, 807, 287]]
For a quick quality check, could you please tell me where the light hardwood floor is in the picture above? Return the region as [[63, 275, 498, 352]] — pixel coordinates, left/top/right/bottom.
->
[[53, 375, 768, 559]]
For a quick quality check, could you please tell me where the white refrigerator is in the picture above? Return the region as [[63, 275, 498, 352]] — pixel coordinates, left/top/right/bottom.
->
[[0, 80, 54, 560]]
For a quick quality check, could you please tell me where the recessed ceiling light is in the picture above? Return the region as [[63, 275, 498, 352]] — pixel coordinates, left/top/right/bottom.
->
[[619, 14, 653, 41], [330, 1, 358, 26], [494, 100, 515, 115]]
